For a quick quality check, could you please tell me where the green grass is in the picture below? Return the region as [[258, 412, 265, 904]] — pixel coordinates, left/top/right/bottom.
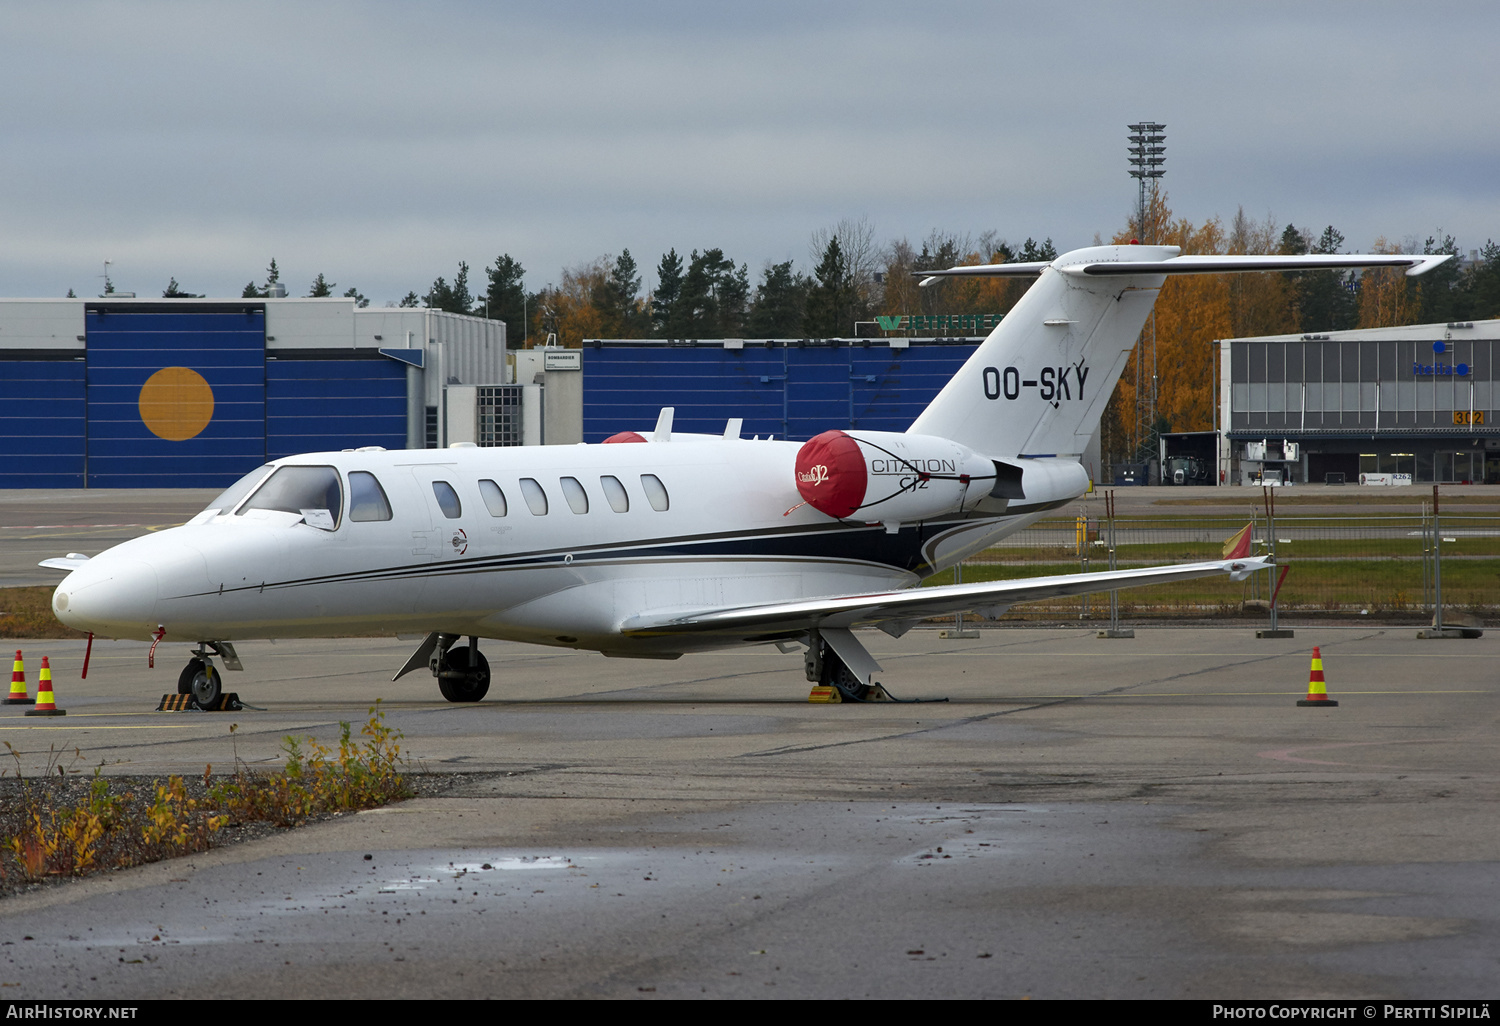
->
[[927, 558, 1500, 613]]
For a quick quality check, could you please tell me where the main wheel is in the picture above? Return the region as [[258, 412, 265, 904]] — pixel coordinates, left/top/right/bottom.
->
[[437, 646, 490, 702], [178, 658, 205, 695], [190, 663, 222, 709], [821, 650, 871, 702]]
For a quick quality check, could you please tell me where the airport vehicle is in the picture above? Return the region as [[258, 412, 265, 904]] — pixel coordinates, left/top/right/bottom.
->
[[43, 245, 1448, 705]]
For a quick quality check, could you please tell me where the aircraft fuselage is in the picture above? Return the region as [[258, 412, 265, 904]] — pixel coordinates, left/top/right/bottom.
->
[[52, 438, 1082, 656]]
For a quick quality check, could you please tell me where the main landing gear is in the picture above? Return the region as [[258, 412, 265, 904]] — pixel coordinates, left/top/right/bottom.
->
[[804, 629, 873, 702], [393, 632, 491, 702]]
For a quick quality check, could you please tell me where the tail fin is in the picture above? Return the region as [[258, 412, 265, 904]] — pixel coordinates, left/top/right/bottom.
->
[[908, 245, 1452, 459]]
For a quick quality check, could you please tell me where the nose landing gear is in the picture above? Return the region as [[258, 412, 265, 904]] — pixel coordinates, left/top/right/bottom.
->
[[177, 643, 225, 710]]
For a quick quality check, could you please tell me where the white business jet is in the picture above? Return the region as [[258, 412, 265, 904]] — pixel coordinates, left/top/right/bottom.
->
[[43, 244, 1449, 707]]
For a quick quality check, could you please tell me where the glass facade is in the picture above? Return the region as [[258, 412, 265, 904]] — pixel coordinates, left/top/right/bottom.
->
[[1231, 337, 1495, 433], [1227, 332, 1500, 484]]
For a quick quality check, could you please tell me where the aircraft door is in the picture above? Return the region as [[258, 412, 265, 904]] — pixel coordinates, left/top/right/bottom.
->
[[405, 464, 470, 563]]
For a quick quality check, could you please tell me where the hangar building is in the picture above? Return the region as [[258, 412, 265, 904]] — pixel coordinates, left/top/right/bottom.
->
[[1218, 318, 1500, 485], [0, 298, 505, 489], [578, 337, 984, 442]]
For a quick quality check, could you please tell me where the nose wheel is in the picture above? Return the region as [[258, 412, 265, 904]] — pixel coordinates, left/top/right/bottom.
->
[[176, 656, 223, 710]]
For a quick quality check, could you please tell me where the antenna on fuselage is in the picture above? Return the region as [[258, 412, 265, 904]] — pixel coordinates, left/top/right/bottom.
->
[[653, 407, 674, 442]]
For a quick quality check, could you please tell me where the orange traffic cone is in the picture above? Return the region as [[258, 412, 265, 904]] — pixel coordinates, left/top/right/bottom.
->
[[1297, 646, 1338, 707], [25, 657, 65, 717], [5, 649, 32, 705]]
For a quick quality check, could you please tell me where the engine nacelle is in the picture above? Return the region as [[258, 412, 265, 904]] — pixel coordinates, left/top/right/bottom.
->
[[794, 430, 995, 522]]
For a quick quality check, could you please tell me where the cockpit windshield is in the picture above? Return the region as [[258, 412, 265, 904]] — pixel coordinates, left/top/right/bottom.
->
[[236, 465, 343, 528], [202, 464, 272, 515]]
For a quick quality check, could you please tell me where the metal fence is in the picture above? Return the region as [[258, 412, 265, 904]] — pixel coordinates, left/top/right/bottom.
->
[[949, 509, 1500, 624]]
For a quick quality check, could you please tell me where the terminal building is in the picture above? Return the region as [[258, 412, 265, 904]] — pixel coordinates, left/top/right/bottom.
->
[[1217, 318, 1500, 485]]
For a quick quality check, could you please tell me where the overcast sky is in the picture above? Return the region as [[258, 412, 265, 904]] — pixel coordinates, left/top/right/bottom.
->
[[3, 0, 1496, 305]]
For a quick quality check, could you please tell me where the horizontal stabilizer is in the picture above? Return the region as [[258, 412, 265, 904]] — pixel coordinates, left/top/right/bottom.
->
[[621, 557, 1272, 639], [39, 554, 91, 572], [918, 251, 1452, 285]]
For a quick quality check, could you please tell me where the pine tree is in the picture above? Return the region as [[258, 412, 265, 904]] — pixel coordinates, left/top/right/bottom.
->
[[600, 249, 646, 336], [484, 254, 528, 346], [342, 286, 369, 308], [804, 237, 854, 336], [308, 273, 335, 297], [652, 249, 683, 334], [162, 277, 200, 298], [747, 261, 808, 337]]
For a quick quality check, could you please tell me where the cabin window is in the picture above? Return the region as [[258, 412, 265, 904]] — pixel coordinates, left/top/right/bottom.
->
[[560, 476, 589, 514], [238, 465, 343, 528], [348, 471, 393, 522], [520, 477, 549, 515], [478, 479, 508, 517], [600, 475, 629, 513], [203, 464, 271, 515], [640, 473, 670, 512], [432, 481, 462, 519]]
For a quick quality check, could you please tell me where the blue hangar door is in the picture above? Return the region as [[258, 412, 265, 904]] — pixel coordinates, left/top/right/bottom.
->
[[85, 304, 267, 488]]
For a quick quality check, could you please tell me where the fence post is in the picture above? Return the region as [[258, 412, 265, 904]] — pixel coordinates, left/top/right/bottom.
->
[[1098, 489, 1134, 638], [1417, 483, 1482, 639], [1258, 483, 1294, 638], [940, 550, 978, 640]]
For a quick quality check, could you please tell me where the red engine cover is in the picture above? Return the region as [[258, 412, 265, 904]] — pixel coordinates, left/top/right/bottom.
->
[[795, 430, 867, 518], [602, 431, 647, 443]]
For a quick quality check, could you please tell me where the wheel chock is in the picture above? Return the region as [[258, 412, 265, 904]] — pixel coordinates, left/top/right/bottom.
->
[[157, 692, 245, 712], [808, 685, 841, 703]]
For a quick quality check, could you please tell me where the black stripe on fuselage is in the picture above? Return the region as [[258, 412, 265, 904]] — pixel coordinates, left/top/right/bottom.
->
[[179, 499, 1070, 599]]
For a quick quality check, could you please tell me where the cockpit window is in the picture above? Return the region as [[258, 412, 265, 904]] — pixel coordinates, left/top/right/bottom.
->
[[237, 465, 343, 528], [348, 471, 393, 522], [203, 464, 272, 515]]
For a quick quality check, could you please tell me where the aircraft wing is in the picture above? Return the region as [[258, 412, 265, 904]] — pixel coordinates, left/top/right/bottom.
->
[[620, 557, 1271, 639]]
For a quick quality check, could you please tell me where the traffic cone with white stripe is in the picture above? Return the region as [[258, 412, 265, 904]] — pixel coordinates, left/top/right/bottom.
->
[[1297, 646, 1338, 707], [25, 657, 64, 717], [5, 649, 32, 705]]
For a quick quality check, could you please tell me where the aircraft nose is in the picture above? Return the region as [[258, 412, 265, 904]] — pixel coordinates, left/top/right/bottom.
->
[[53, 557, 161, 639]]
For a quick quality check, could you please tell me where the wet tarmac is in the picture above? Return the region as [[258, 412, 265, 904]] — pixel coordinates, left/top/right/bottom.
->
[[0, 627, 1496, 999]]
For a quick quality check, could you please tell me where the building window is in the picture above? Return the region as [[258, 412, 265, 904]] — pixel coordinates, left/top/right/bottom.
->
[[477, 386, 525, 446]]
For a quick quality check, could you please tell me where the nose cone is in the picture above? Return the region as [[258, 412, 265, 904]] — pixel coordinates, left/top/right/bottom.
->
[[54, 557, 161, 639]]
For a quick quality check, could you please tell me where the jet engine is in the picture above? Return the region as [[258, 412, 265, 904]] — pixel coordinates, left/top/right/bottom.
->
[[794, 430, 996, 522]]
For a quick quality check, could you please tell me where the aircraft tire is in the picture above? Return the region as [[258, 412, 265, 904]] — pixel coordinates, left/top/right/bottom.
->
[[178, 658, 205, 695], [822, 652, 871, 702], [438, 646, 490, 703], [190, 664, 222, 710]]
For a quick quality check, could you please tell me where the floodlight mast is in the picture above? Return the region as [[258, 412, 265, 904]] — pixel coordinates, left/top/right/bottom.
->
[[1126, 122, 1165, 477], [1127, 121, 1166, 245]]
